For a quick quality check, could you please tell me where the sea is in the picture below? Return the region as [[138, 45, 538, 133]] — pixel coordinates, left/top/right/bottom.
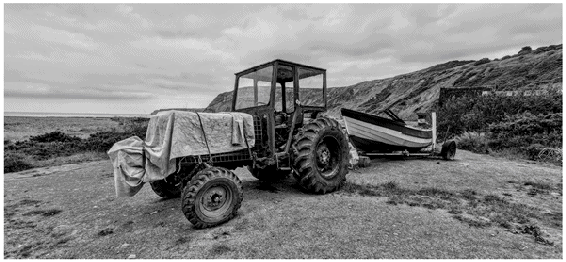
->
[[4, 112, 150, 118]]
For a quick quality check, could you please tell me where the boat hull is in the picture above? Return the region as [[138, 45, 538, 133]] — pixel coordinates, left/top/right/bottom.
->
[[341, 108, 432, 152]]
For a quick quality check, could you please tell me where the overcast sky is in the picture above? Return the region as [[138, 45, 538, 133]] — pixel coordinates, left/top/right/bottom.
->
[[4, 3, 562, 114]]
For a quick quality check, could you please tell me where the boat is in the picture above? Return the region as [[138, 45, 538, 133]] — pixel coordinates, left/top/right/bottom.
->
[[340, 108, 433, 153]]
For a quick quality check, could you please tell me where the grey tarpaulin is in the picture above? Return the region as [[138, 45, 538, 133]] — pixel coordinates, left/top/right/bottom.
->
[[108, 110, 255, 197]]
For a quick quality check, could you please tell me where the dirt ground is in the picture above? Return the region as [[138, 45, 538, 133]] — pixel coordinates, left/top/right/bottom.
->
[[3, 150, 562, 259]]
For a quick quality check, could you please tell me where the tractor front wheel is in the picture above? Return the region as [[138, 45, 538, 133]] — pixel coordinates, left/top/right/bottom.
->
[[292, 117, 349, 194], [181, 167, 243, 229]]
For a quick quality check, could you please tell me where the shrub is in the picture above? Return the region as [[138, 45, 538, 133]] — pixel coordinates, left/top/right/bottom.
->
[[437, 90, 563, 138], [9, 140, 86, 160], [473, 58, 491, 66], [84, 132, 135, 152], [4, 152, 33, 173], [519, 46, 532, 55], [526, 144, 545, 160], [502, 55, 511, 60], [122, 117, 149, 138], [110, 117, 149, 139], [454, 132, 488, 154], [488, 112, 562, 149], [533, 46, 550, 54], [29, 131, 81, 143]]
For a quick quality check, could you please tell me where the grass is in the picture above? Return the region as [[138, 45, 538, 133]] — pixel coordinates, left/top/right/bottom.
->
[[4, 116, 148, 173], [454, 132, 488, 154], [4, 116, 124, 141], [452, 133, 562, 166], [341, 180, 559, 246], [22, 209, 63, 217]]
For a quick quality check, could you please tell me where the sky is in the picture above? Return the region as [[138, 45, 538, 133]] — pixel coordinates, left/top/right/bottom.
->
[[4, 3, 563, 114]]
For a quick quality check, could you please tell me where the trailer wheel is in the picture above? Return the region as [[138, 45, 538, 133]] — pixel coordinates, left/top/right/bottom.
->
[[150, 179, 182, 198], [441, 140, 457, 160], [181, 167, 243, 229], [292, 116, 349, 194], [247, 165, 289, 182]]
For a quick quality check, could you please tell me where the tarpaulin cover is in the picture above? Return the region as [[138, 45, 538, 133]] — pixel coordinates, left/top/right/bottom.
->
[[108, 110, 255, 197]]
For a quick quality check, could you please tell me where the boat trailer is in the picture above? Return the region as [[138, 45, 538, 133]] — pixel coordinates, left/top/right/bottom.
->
[[352, 112, 457, 160]]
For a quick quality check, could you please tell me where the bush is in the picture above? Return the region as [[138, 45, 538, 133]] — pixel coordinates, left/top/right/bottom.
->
[[84, 132, 135, 152], [29, 131, 81, 143], [4, 152, 33, 173], [519, 46, 532, 55], [488, 112, 562, 149], [111, 117, 149, 139], [502, 55, 511, 60], [6, 129, 140, 163], [473, 58, 491, 66], [526, 144, 545, 160], [7, 140, 85, 161], [454, 132, 488, 154], [437, 90, 563, 138]]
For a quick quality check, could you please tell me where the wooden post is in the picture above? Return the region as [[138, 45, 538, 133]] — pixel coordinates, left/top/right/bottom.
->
[[432, 112, 437, 151]]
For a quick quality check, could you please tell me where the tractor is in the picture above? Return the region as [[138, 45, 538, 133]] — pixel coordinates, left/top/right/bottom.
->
[[149, 59, 350, 228]]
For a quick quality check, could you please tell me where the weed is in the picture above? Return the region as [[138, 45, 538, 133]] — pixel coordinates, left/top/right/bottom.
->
[[524, 181, 553, 190], [55, 237, 72, 246], [22, 209, 62, 217], [343, 181, 559, 245], [97, 228, 114, 236], [453, 214, 491, 228], [209, 244, 232, 256], [175, 236, 189, 245], [18, 199, 42, 206], [460, 189, 478, 200]]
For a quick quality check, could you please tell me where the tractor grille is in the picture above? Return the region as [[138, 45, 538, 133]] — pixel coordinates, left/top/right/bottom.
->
[[253, 115, 263, 146], [181, 149, 251, 164]]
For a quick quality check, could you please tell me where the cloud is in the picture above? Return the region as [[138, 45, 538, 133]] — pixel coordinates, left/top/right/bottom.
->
[[4, 82, 155, 100], [3, 3, 562, 114]]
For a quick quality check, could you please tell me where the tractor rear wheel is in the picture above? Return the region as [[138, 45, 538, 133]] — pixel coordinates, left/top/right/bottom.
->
[[150, 179, 182, 198], [248, 165, 290, 182], [181, 167, 243, 229], [292, 116, 349, 194], [441, 140, 457, 160]]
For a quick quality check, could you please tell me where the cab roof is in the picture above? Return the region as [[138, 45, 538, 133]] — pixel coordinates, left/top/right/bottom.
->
[[234, 59, 326, 76]]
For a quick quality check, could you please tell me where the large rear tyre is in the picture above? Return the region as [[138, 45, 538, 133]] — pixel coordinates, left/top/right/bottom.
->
[[292, 117, 349, 194], [150, 179, 182, 198], [181, 167, 243, 229], [248, 165, 290, 182], [441, 140, 457, 160]]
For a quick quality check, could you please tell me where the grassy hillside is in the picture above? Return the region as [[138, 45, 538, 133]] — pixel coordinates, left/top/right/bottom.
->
[[206, 44, 562, 119]]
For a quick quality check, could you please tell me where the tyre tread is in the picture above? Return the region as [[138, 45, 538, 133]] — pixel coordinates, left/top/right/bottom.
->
[[181, 167, 243, 229]]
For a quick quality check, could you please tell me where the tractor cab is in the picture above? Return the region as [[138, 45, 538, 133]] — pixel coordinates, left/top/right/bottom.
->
[[232, 59, 328, 156]]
